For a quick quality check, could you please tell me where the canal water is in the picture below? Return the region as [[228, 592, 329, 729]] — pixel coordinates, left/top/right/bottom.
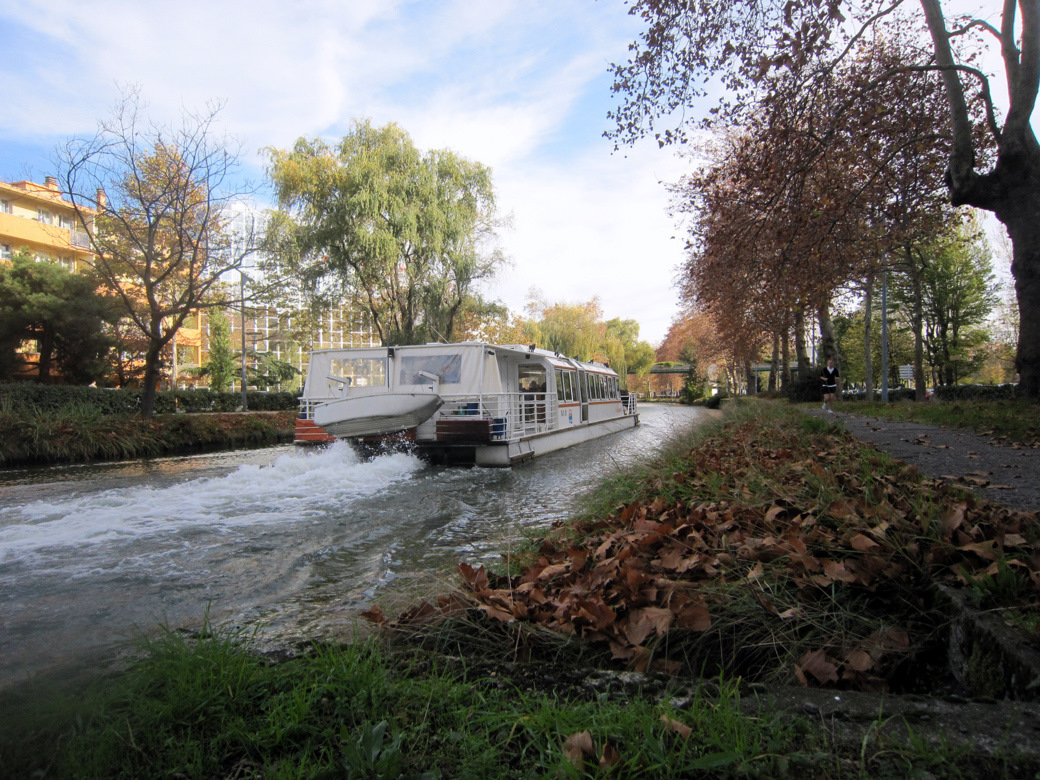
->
[[0, 404, 710, 687]]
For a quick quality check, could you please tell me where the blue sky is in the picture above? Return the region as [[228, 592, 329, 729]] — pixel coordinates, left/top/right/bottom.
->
[[0, 0, 691, 345]]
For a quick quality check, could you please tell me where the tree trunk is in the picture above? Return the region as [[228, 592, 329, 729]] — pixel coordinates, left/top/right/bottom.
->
[[908, 252, 927, 401], [769, 332, 779, 391], [919, 0, 1040, 397], [1003, 210, 1040, 397], [817, 297, 836, 362], [863, 273, 874, 401], [781, 327, 791, 389], [794, 308, 811, 380], [140, 343, 164, 417], [37, 328, 55, 383]]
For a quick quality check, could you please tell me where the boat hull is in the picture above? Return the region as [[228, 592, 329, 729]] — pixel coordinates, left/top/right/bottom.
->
[[422, 413, 639, 467], [312, 393, 443, 439]]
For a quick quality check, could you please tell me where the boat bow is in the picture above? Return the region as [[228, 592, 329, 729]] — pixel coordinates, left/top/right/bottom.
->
[[312, 392, 443, 439]]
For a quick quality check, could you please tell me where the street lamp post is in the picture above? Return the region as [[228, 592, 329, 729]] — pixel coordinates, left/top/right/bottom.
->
[[240, 268, 249, 412]]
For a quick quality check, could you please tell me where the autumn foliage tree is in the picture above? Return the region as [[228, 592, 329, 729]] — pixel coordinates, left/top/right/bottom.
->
[[611, 0, 1037, 395], [656, 309, 739, 392], [508, 293, 655, 387], [60, 90, 258, 416], [668, 35, 957, 393]]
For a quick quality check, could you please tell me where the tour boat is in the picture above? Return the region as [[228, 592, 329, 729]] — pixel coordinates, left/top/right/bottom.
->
[[295, 343, 639, 466]]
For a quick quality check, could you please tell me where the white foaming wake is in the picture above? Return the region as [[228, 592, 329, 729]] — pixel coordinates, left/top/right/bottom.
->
[[0, 443, 424, 561]]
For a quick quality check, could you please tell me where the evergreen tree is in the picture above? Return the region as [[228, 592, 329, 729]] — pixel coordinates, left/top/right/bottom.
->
[[197, 308, 236, 392], [0, 252, 116, 383]]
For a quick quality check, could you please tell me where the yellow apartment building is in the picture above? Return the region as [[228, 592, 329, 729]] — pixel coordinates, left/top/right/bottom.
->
[[0, 176, 97, 271], [1, 177, 380, 389]]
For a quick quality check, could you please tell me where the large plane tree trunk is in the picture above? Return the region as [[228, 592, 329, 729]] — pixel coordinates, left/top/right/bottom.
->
[[921, 0, 1040, 397], [794, 307, 811, 380], [1000, 202, 1040, 397]]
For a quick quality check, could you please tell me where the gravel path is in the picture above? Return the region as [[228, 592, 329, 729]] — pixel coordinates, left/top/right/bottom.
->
[[808, 409, 1040, 514]]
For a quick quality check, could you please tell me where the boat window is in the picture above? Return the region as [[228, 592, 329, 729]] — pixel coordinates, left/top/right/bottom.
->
[[328, 357, 387, 389], [519, 364, 547, 394], [399, 354, 463, 385], [557, 369, 576, 401]]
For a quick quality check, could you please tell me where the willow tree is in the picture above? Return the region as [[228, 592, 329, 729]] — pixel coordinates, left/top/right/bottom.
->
[[265, 120, 504, 346], [610, 0, 1037, 396], [524, 296, 607, 361]]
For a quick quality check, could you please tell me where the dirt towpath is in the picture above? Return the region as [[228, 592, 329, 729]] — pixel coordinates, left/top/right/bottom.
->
[[809, 409, 1040, 513]]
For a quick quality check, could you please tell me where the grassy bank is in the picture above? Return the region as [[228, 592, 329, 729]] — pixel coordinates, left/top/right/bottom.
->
[[0, 625, 826, 779], [2, 403, 1039, 777], [428, 403, 1039, 692], [0, 407, 298, 466]]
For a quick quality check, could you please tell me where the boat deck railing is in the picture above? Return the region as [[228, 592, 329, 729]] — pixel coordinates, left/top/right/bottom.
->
[[438, 392, 555, 441], [621, 392, 637, 415], [298, 398, 324, 421]]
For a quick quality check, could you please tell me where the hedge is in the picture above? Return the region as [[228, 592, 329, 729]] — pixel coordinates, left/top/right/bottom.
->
[[841, 387, 918, 402], [931, 384, 1019, 402], [0, 384, 300, 415]]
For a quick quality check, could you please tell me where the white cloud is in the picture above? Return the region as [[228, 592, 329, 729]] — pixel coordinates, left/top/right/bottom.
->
[[491, 140, 689, 345], [0, 0, 686, 344]]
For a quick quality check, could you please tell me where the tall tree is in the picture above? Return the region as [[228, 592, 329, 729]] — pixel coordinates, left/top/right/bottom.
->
[[526, 295, 608, 360], [266, 120, 504, 346], [670, 35, 952, 392], [196, 307, 236, 392], [834, 305, 916, 388], [894, 220, 999, 386], [59, 88, 259, 415], [0, 251, 116, 383], [605, 317, 657, 384], [609, 0, 1038, 395]]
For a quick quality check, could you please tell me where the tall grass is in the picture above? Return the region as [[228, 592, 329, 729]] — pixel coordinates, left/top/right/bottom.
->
[[0, 623, 820, 779]]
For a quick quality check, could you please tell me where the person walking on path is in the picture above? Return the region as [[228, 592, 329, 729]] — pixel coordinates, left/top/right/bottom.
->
[[821, 357, 840, 412]]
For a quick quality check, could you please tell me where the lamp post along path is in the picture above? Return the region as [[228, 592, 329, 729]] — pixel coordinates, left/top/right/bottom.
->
[[240, 269, 248, 412]]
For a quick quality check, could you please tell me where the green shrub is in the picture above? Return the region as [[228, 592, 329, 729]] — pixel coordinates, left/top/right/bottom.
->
[[932, 384, 1018, 402], [0, 384, 300, 415], [842, 387, 917, 402], [784, 376, 822, 403]]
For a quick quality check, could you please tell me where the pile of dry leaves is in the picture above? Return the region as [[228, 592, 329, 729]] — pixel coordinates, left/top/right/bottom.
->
[[369, 410, 1040, 692]]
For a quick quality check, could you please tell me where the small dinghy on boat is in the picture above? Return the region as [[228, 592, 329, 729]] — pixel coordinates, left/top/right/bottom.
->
[[312, 391, 443, 439]]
